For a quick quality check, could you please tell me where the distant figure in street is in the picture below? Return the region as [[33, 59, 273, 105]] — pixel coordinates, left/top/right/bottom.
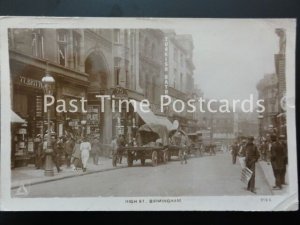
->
[[56, 136, 65, 167], [117, 134, 126, 164], [231, 141, 239, 164], [46, 134, 62, 173], [72, 139, 82, 170], [111, 136, 119, 167], [245, 136, 260, 194], [65, 136, 75, 168], [35, 135, 44, 169], [279, 135, 288, 185], [180, 133, 188, 164], [238, 139, 247, 157], [260, 140, 268, 161], [80, 137, 91, 172], [91, 136, 101, 165], [270, 134, 285, 190]]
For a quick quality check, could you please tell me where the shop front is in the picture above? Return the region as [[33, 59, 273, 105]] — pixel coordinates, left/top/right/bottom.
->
[[11, 68, 54, 168]]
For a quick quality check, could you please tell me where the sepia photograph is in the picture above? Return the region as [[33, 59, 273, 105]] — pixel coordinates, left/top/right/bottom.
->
[[0, 17, 297, 211]]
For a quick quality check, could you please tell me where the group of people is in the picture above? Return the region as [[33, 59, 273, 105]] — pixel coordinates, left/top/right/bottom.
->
[[34, 133, 103, 173], [230, 134, 288, 193]]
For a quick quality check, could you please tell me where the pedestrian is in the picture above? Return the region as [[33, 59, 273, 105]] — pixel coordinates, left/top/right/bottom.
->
[[80, 137, 91, 172], [117, 134, 126, 164], [65, 136, 75, 168], [180, 133, 188, 164], [231, 141, 239, 164], [56, 136, 65, 167], [279, 135, 288, 185], [260, 140, 268, 161], [91, 136, 100, 165], [48, 134, 62, 173], [72, 139, 82, 171], [245, 136, 260, 194], [35, 134, 44, 169], [111, 136, 119, 167], [270, 134, 285, 189]]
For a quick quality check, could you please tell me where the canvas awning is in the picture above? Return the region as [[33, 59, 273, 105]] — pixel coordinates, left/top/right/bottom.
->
[[11, 110, 26, 123], [131, 101, 157, 124], [156, 116, 173, 131], [131, 101, 172, 130]]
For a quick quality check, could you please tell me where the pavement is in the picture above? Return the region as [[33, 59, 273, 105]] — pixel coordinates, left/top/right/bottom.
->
[[11, 156, 124, 189], [11, 152, 273, 197], [258, 159, 289, 195]]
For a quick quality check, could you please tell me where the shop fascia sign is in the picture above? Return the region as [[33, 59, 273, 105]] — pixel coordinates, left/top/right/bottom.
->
[[18, 75, 43, 89], [111, 86, 128, 100]]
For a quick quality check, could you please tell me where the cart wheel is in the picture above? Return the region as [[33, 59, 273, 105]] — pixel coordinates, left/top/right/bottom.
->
[[141, 158, 145, 166], [127, 153, 133, 167], [163, 151, 168, 164], [151, 151, 158, 167]]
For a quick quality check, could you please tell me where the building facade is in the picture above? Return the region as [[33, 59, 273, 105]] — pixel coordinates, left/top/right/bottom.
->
[[163, 30, 197, 132], [9, 28, 197, 167]]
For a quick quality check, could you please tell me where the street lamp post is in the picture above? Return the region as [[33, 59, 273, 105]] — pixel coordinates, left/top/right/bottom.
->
[[42, 71, 55, 176]]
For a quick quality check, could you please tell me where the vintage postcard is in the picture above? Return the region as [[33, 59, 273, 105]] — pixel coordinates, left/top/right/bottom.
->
[[0, 17, 297, 211]]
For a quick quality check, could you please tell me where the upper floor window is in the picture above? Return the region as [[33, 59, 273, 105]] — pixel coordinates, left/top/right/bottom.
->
[[32, 29, 44, 58], [73, 32, 81, 69], [114, 57, 121, 86], [174, 48, 178, 63], [57, 30, 68, 66]]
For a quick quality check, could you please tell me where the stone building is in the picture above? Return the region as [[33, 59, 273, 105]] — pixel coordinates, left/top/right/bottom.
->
[[9, 28, 197, 167]]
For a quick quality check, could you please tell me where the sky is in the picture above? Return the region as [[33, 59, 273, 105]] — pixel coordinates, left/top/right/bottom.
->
[[176, 20, 284, 102]]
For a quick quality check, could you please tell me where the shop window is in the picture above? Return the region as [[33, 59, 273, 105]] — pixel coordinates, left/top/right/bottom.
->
[[73, 32, 81, 69], [57, 30, 68, 66]]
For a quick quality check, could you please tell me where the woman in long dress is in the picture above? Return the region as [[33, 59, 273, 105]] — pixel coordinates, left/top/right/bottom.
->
[[80, 137, 91, 172], [72, 139, 82, 171]]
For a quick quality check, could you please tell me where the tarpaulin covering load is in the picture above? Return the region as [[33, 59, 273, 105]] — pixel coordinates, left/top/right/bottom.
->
[[131, 101, 173, 130], [138, 123, 169, 146]]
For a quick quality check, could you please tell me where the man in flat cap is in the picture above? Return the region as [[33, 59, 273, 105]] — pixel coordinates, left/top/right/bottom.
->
[[245, 136, 260, 193], [270, 134, 285, 189]]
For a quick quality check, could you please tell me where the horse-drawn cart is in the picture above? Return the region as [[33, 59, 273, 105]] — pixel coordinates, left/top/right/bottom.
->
[[117, 123, 169, 167]]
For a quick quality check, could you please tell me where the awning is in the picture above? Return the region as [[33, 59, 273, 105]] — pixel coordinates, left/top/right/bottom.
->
[[131, 101, 173, 130], [156, 116, 173, 130], [131, 101, 159, 124], [11, 110, 26, 123]]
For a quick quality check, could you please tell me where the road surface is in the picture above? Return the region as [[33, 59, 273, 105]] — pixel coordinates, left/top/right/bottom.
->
[[14, 152, 272, 197]]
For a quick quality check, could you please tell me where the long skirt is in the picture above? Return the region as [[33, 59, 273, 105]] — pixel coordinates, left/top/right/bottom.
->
[[81, 150, 90, 169]]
